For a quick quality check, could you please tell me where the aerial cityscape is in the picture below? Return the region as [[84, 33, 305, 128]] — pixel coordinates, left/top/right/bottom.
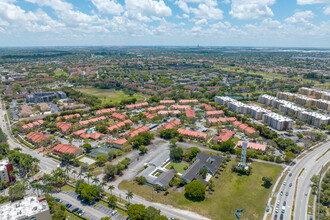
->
[[0, 1, 330, 220]]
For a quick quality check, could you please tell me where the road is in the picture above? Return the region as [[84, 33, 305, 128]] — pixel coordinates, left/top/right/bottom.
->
[[0, 97, 209, 220], [270, 140, 329, 220]]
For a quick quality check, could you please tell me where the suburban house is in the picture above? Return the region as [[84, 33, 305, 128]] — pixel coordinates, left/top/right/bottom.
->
[[206, 110, 224, 118], [177, 128, 207, 141], [212, 130, 235, 144], [236, 141, 266, 151], [26, 132, 49, 145], [22, 120, 44, 130], [159, 120, 181, 130], [56, 122, 72, 133], [52, 144, 83, 156], [124, 126, 150, 138], [181, 152, 224, 185]]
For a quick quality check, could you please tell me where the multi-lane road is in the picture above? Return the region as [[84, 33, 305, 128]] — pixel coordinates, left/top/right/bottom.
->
[[271, 140, 329, 220]]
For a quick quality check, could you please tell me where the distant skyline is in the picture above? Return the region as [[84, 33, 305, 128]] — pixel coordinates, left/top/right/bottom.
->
[[0, 0, 330, 47]]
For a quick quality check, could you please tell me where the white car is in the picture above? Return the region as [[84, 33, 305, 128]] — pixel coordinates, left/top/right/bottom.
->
[[111, 210, 117, 216], [275, 207, 279, 213], [283, 181, 287, 186], [276, 200, 280, 206]]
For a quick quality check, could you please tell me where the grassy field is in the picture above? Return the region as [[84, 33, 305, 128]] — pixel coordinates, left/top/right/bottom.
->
[[54, 69, 69, 77], [165, 162, 188, 174], [61, 184, 75, 192], [119, 160, 282, 220], [77, 88, 147, 104]]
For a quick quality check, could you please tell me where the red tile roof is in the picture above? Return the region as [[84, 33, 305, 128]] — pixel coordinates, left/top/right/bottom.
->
[[56, 114, 80, 121], [201, 103, 216, 111], [160, 100, 175, 104], [237, 141, 266, 151], [79, 116, 107, 125], [157, 110, 180, 115], [142, 111, 155, 120], [108, 119, 133, 132], [171, 105, 191, 110], [179, 99, 198, 104], [111, 112, 127, 121], [125, 102, 149, 109], [213, 130, 235, 143], [208, 117, 237, 124], [206, 110, 224, 117], [124, 126, 150, 138], [80, 132, 104, 140], [73, 129, 85, 136], [106, 138, 127, 145], [159, 120, 181, 130], [177, 128, 207, 140], [95, 108, 116, 115], [53, 144, 82, 155], [185, 108, 196, 118], [26, 132, 49, 143], [146, 105, 167, 112], [56, 122, 72, 132], [22, 120, 44, 130], [233, 121, 258, 135]]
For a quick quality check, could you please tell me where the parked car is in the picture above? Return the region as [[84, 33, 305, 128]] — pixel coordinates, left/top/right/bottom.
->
[[54, 198, 60, 202], [274, 214, 278, 219], [65, 203, 72, 208], [112, 210, 117, 216], [280, 191, 283, 196], [72, 208, 79, 213], [283, 201, 286, 206], [77, 210, 85, 215]]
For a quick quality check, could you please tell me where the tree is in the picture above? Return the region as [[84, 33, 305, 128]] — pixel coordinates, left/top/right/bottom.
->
[[184, 180, 206, 201], [85, 172, 93, 184], [326, 125, 330, 133], [96, 154, 108, 166], [92, 177, 100, 185], [108, 195, 117, 209], [199, 167, 208, 179], [96, 124, 107, 134], [207, 180, 215, 191], [76, 182, 101, 201], [108, 185, 115, 195], [44, 194, 67, 220], [262, 176, 273, 188], [160, 129, 178, 139], [249, 132, 259, 141], [59, 153, 75, 165], [145, 206, 161, 220], [127, 204, 146, 220], [187, 147, 201, 160], [104, 164, 117, 179], [170, 147, 183, 161], [169, 138, 178, 146], [126, 191, 134, 204], [136, 176, 147, 185], [82, 144, 92, 153], [8, 181, 27, 201]]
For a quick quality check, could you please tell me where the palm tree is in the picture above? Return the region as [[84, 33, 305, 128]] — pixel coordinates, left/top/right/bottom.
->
[[126, 191, 133, 204], [92, 177, 100, 185], [72, 170, 77, 182], [64, 166, 70, 175], [77, 171, 83, 180], [85, 172, 93, 184], [100, 181, 107, 189], [108, 185, 115, 195]]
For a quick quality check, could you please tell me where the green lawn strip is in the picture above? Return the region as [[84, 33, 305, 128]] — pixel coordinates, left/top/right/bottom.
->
[[307, 193, 315, 215], [77, 88, 147, 104], [165, 162, 188, 174], [66, 211, 84, 220], [119, 160, 282, 220], [61, 184, 76, 192]]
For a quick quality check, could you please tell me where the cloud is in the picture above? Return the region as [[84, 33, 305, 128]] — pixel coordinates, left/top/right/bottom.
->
[[297, 0, 330, 4], [175, 0, 223, 20], [125, 0, 172, 18], [92, 0, 124, 15], [324, 5, 330, 14], [24, 0, 73, 11], [229, 0, 275, 20], [285, 10, 314, 24]]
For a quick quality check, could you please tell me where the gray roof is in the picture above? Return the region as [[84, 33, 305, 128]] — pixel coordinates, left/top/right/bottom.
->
[[138, 166, 157, 183], [153, 169, 177, 187], [148, 150, 170, 167], [181, 152, 224, 185]]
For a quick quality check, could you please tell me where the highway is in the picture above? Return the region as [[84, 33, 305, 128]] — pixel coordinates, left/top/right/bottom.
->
[[270, 140, 329, 220], [0, 97, 209, 220]]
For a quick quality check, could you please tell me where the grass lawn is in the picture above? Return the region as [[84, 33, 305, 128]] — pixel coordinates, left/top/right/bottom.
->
[[119, 160, 282, 220], [54, 69, 69, 77], [77, 88, 148, 104], [66, 211, 83, 220], [165, 162, 189, 174], [61, 184, 75, 192]]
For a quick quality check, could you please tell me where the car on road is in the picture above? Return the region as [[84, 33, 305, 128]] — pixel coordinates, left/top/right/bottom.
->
[[286, 192, 289, 196], [280, 191, 283, 196], [276, 200, 280, 206], [305, 192, 308, 196], [283, 201, 286, 206], [275, 207, 279, 213], [280, 214, 284, 220], [283, 181, 287, 186], [289, 183, 292, 187], [289, 173, 292, 177], [274, 214, 277, 219]]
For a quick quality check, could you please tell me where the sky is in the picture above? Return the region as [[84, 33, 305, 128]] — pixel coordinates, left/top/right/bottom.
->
[[0, 0, 330, 47]]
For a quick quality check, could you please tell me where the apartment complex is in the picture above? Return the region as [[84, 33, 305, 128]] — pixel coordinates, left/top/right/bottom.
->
[[277, 92, 330, 111], [299, 87, 330, 100], [26, 91, 66, 103], [0, 195, 51, 220], [259, 94, 330, 127], [0, 159, 14, 186], [215, 96, 292, 130]]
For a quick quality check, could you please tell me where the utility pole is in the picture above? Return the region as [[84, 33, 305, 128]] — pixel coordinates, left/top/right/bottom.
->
[[317, 165, 323, 220]]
